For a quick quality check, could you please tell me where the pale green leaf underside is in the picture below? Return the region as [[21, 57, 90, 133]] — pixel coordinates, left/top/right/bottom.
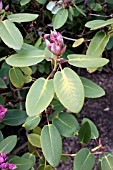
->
[[20, 0, 31, 6], [85, 18, 113, 30], [8, 13, 39, 23], [0, 20, 23, 50], [26, 78, 54, 117], [68, 54, 109, 68], [54, 67, 84, 113], [53, 9, 68, 29], [86, 31, 110, 57], [41, 124, 62, 167], [23, 116, 41, 130], [6, 50, 45, 67]]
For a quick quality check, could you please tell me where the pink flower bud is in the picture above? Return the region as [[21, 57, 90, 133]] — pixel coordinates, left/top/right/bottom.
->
[[44, 30, 66, 56], [0, 0, 2, 12], [0, 163, 8, 169], [1, 153, 8, 161], [0, 156, 4, 164], [5, 4, 9, 11], [0, 105, 7, 123], [8, 163, 17, 170]]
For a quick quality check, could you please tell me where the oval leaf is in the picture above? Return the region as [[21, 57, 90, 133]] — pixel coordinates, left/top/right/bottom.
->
[[26, 78, 54, 117], [41, 124, 62, 167], [53, 9, 68, 29], [72, 38, 84, 48], [9, 67, 24, 88], [80, 76, 105, 98], [53, 112, 79, 137], [68, 54, 109, 68], [20, 0, 30, 6], [8, 13, 39, 23], [0, 20, 23, 50], [74, 148, 95, 170], [101, 154, 113, 170], [54, 67, 84, 113], [0, 78, 7, 88], [3, 110, 27, 126], [86, 31, 110, 57], [0, 135, 17, 154], [23, 116, 41, 130], [85, 18, 113, 30], [10, 157, 33, 170], [78, 122, 91, 144], [82, 118, 99, 139], [6, 50, 45, 67], [28, 133, 41, 148]]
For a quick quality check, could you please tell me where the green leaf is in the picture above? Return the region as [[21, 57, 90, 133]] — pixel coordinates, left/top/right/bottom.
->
[[82, 118, 99, 139], [53, 112, 79, 137], [86, 31, 110, 57], [37, 165, 52, 170], [22, 152, 36, 165], [3, 110, 27, 126], [23, 75, 32, 84], [10, 157, 33, 170], [41, 124, 62, 167], [26, 78, 54, 117], [36, 0, 46, 4], [74, 148, 95, 170], [53, 9, 68, 29], [78, 122, 91, 144], [20, 0, 30, 6], [0, 78, 7, 88], [68, 54, 109, 68], [90, 3, 102, 12], [0, 20, 23, 50], [23, 116, 41, 130], [80, 77, 105, 98], [9, 67, 24, 88], [85, 18, 113, 30], [0, 135, 17, 154], [6, 50, 45, 67], [8, 13, 39, 23], [0, 131, 4, 142], [20, 67, 32, 76], [72, 38, 84, 48], [0, 96, 5, 105], [28, 133, 41, 148], [101, 154, 113, 170], [33, 126, 41, 135], [54, 67, 84, 113], [17, 43, 37, 53], [74, 5, 86, 16]]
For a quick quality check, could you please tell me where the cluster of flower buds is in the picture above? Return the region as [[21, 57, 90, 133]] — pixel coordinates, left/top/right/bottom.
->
[[0, 153, 17, 170], [0, 105, 7, 123], [0, 0, 9, 12], [44, 30, 66, 57]]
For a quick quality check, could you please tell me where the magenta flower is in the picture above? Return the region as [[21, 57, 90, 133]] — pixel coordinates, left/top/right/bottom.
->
[[0, 163, 8, 169], [0, 153, 17, 170], [0, 0, 2, 12], [0, 105, 7, 123], [8, 163, 17, 170], [44, 30, 66, 57]]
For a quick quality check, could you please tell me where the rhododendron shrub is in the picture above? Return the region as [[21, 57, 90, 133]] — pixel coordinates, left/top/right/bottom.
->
[[0, 0, 113, 169]]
